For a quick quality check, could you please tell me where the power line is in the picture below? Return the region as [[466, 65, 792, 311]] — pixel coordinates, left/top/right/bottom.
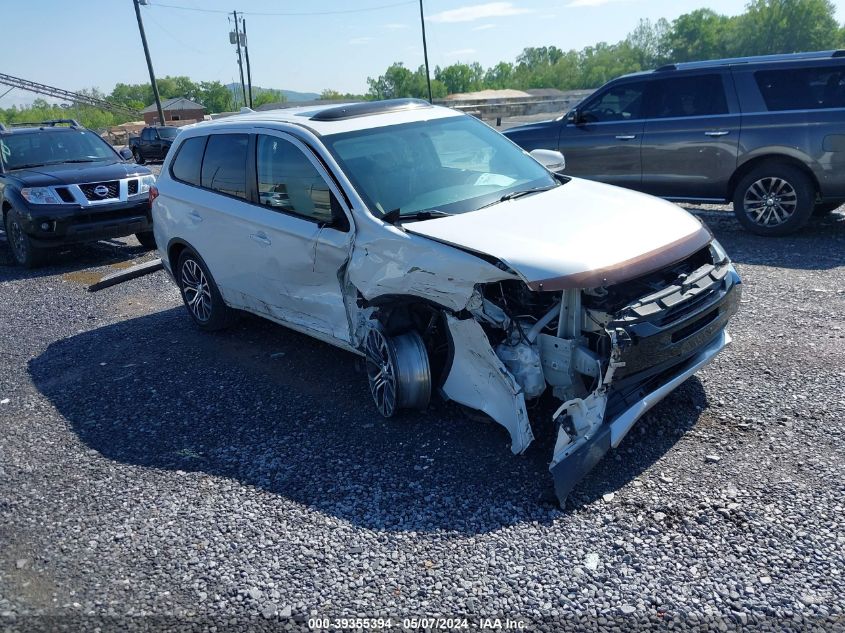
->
[[149, 0, 415, 17]]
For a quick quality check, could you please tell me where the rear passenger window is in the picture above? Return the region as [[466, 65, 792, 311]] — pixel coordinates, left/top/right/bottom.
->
[[647, 75, 728, 119], [256, 135, 334, 223], [201, 134, 249, 199], [170, 136, 206, 186], [756, 66, 845, 111]]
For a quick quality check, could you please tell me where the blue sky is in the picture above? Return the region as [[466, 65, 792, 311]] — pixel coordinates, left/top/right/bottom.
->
[[4, 0, 845, 106]]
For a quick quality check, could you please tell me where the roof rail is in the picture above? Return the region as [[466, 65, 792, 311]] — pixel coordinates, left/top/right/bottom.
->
[[9, 119, 81, 128], [311, 98, 431, 122], [667, 50, 844, 71]]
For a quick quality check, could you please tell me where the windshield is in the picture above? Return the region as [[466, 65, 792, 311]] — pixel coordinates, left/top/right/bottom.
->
[[323, 115, 558, 217], [0, 129, 117, 170], [158, 127, 180, 140]]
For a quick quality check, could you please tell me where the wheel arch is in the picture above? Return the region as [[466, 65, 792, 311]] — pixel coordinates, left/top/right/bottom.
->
[[728, 154, 820, 202], [166, 238, 193, 276]]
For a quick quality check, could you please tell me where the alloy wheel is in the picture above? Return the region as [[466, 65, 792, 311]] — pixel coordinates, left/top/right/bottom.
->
[[6, 215, 28, 263], [180, 258, 212, 323], [365, 328, 398, 418], [743, 177, 798, 227]]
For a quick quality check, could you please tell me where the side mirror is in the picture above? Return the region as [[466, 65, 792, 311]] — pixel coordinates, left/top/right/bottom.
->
[[567, 108, 583, 125], [529, 149, 566, 172], [119, 147, 133, 160]]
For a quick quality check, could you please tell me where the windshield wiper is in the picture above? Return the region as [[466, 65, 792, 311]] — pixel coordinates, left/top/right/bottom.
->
[[381, 208, 451, 224], [58, 159, 100, 164], [9, 163, 48, 170], [479, 185, 558, 209]]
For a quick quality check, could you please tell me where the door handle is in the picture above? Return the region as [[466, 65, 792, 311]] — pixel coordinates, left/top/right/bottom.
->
[[250, 232, 271, 246], [705, 130, 730, 137], [615, 134, 637, 140], [187, 209, 202, 223]]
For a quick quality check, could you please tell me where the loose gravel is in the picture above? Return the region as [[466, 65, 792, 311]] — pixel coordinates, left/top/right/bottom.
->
[[1, 208, 844, 632]]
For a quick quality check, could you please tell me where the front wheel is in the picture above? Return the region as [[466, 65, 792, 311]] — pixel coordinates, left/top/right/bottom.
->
[[364, 328, 431, 418], [4, 208, 46, 267], [732, 164, 814, 236], [176, 248, 235, 331]]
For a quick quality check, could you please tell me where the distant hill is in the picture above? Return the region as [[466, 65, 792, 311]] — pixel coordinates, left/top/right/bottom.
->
[[225, 83, 319, 102]]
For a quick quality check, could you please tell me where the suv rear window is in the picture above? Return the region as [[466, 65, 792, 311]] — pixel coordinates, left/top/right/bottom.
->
[[755, 66, 845, 111], [200, 134, 249, 199], [170, 136, 206, 186], [647, 74, 728, 119]]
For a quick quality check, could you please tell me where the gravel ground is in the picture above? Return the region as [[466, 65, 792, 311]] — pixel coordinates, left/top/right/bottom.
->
[[1, 207, 844, 632]]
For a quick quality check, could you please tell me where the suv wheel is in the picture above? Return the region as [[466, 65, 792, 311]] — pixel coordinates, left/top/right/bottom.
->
[[133, 149, 145, 165], [364, 328, 431, 418], [733, 164, 814, 236], [176, 248, 235, 331], [4, 208, 46, 267]]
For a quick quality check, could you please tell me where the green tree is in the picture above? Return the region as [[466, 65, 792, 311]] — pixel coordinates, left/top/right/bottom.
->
[[434, 62, 484, 95], [197, 81, 234, 113], [626, 18, 671, 68], [736, 0, 840, 56], [251, 90, 285, 108], [665, 9, 734, 62], [366, 63, 445, 100], [483, 62, 514, 89]]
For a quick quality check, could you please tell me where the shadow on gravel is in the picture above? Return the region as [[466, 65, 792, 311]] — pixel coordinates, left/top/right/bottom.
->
[[0, 232, 152, 282], [29, 307, 708, 533], [686, 208, 845, 271]]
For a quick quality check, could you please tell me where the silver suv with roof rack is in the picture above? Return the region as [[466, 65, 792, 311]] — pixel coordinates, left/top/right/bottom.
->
[[504, 49, 845, 236], [152, 98, 740, 506]]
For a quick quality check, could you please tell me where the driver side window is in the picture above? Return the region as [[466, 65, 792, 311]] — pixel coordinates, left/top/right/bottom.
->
[[581, 82, 646, 123], [256, 135, 335, 224]]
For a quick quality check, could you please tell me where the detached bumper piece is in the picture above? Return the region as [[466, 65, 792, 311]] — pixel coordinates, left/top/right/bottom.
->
[[25, 200, 152, 247]]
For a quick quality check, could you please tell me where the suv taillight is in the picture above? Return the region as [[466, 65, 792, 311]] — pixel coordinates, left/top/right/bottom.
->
[[149, 185, 159, 206]]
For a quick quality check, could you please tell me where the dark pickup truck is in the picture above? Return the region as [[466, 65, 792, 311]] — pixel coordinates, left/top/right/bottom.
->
[[128, 126, 179, 164], [1, 119, 156, 267]]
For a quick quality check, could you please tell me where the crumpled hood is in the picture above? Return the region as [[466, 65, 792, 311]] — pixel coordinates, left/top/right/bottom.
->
[[404, 178, 712, 290]]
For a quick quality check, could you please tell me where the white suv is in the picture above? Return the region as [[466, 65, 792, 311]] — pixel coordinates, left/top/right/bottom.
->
[[152, 99, 740, 505]]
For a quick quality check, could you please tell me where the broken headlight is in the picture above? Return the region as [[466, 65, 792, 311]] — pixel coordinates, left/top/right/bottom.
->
[[709, 239, 730, 265]]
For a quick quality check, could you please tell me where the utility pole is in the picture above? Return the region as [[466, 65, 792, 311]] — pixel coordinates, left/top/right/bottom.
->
[[133, 0, 165, 125], [232, 11, 247, 108], [243, 19, 254, 108], [418, 0, 433, 103]]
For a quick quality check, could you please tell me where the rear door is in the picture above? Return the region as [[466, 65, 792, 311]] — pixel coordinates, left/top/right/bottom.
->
[[639, 72, 741, 199], [556, 79, 647, 189]]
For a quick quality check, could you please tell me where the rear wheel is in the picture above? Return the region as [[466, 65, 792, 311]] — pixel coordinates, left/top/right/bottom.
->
[[133, 148, 145, 165], [135, 231, 156, 249], [364, 328, 431, 418], [4, 208, 46, 268], [176, 248, 235, 331], [732, 164, 814, 236]]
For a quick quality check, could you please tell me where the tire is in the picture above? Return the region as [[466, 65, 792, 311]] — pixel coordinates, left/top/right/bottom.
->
[[4, 207, 46, 268], [813, 201, 842, 216], [732, 164, 814, 236], [135, 230, 156, 249], [133, 148, 145, 165], [176, 248, 235, 331], [363, 328, 431, 418]]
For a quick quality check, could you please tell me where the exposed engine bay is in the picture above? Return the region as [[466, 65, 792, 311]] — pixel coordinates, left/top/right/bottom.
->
[[417, 242, 741, 506]]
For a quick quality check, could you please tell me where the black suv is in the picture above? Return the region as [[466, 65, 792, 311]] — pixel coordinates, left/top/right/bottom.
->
[[504, 50, 845, 236], [0, 119, 156, 266]]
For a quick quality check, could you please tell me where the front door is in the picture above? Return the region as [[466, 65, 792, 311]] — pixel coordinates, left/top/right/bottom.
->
[[557, 79, 647, 190]]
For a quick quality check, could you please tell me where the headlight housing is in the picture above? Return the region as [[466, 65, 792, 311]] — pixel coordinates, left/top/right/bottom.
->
[[20, 187, 62, 205], [138, 174, 156, 195], [709, 239, 730, 265]]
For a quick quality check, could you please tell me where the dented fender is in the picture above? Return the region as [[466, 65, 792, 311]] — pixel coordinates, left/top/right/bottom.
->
[[441, 314, 534, 454]]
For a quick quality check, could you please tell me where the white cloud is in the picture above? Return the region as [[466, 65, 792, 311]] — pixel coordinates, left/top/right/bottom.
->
[[445, 48, 477, 57], [427, 2, 533, 23], [348, 37, 373, 45], [383, 23, 408, 29], [472, 23, 496, 31]]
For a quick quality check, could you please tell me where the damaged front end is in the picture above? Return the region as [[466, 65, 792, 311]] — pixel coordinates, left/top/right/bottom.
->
[[439, 241, 741, 506]]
